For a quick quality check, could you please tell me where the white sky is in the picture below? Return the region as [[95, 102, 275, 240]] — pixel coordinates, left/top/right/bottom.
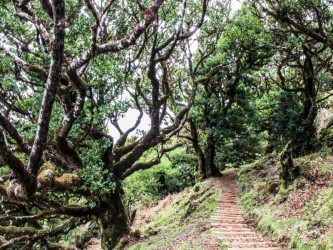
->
[[231, 0, 242, 13], [108, 108, 151, 139]]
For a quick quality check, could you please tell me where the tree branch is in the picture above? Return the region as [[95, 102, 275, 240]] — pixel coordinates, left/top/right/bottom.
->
[[0, 113, 30, 154], [28, 0, 66, 185], [0, 128, 32, 187], [69, 0, 164, 71]]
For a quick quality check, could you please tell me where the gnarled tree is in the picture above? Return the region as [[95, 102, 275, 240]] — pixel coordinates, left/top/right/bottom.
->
[[0, 0, 213, 248]]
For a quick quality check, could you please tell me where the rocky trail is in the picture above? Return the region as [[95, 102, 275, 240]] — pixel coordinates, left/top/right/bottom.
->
[[210, 172, 282, 250]]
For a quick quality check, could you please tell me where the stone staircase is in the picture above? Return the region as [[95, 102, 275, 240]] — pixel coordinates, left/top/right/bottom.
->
[[210, 173, 282, 250]]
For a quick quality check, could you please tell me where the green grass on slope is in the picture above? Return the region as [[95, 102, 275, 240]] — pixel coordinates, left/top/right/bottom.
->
[[125, 179, 219, 250], [237, 152, 333, 250]]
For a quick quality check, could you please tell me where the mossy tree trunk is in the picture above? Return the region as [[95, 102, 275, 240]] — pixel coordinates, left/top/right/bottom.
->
[[189, 122, 221, 179], [280, 141, 300, 183], [99, 185, 129, 250], [189, 120, 207, 179], [296, 48, 318, 155], [204, 135, 222, 178]]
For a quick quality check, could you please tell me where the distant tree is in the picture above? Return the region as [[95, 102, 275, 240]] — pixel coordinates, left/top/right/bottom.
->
[[183, 9, 273, 178], [266, 91, 303, 152]]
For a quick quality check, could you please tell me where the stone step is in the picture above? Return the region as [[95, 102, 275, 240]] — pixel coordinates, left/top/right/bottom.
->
[[215, 213, 244, 216], [225, 242, 277, 248], [212, 214, 244, 217], [211, 215, 244, 218], [211, 223, 253, 227], [228, 248, 281, 250], [216, 204, 239, 206], [212, 227, 256, 231], [215, 229, 255, 233], [216, 232, 257, 236], [222, 236, 265, 242], [216, 209, 242, 212], [212, 212, 243, 215], [212, 219, 246, 223], [219, 204, 239, 206], [211, 217, 245, 220], [219, 205, 239, 207], [218, 209, 243, 211], [216, 207, 241, 209], [218, 212, 244, 215]]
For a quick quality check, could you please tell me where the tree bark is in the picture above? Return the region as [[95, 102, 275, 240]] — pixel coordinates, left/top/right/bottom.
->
[[280, 141, 299, 183], [189, 121, 221, 179], [99, 185, 129, 250], [189, 121, 206, 179], [28, 0, 66, 187], [297, 48, 317, 155], [204, 135, 222, 177]]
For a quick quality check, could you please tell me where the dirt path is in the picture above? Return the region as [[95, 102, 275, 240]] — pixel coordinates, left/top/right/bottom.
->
[[210, 172, 282, 250]]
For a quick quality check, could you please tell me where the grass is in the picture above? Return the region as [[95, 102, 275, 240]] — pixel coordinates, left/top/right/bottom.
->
[[125, 179, 219, 249], [178, 243, 202, 250], [221, 167, 238, 175]]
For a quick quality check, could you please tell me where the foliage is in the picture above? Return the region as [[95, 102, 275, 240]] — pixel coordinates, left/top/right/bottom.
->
[[123, 147, 196, 210], [268, 92, 304, 152], [167, 147, 197, 190], [81, 138, 116, 198]]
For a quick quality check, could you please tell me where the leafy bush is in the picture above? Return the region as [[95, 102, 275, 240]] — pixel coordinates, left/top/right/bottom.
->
[[269, 91, 317, 155], [80, 138, 116, 197], [122, 147, 197, 210]]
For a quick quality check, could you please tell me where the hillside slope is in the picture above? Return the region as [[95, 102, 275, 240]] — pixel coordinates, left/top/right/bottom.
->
[[120, 179, 219, 249], [237, 152, 333, 249]]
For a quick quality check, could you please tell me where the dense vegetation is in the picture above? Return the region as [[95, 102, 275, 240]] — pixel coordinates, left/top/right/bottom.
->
[[0, 0, 333, 249]]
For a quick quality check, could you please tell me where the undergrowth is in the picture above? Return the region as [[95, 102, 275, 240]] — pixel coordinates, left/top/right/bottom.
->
[[237, 151, 333, 249], [122, 179, 219, 250]]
